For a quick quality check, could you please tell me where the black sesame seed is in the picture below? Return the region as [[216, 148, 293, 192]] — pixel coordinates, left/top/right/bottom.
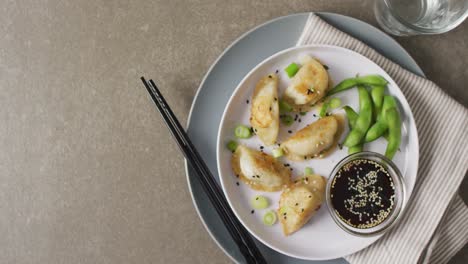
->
[[301, 208, 304, 212], [246, 100, 249, 104], [269, 107, 272, 111], [298, 118, 301, 123], [274, 97, 278, 101], [260, 146, 264, 149], [288, 130, 292, 134], [236, 182, 240, 186], [304, 156, 307, 160], [251, 210, 255, 214], [313, 114, 317, 117], [275, 69, 279, 73], [323, 65, 329, 70], [308, 195, 312, 198], [290, 168, 293, 171], [236, 174, 239, 178], [268, 75, 272, 78], [295, 203, 299, 206], [283, 213, 287, 216], [256, 197, 259, 200]]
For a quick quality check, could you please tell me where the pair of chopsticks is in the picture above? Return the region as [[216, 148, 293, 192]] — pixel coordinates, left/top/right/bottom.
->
[[140, 77, 267, 264]]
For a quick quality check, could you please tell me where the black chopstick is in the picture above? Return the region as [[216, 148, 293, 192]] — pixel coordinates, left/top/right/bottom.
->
[[140, 77, 267, 264]]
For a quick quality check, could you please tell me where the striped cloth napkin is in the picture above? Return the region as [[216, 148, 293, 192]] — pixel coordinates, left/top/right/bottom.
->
[[297, 13, 468, 264]]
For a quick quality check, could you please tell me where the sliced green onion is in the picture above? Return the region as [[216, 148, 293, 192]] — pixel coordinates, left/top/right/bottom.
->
[[284, 63, 300, 78], [280, 114, 294, 126], [329, 98, 342, 109], [299, 111, 307, 116], [304, 167, 314, 175], [279, 100, 293, 113], [272, 148, 284, 158], [251, 195, 269, 210], [226, 140, 238, 152], [319, 102, 330, 117], [234, 125, 252, 139], [263, 210, 277, 226]]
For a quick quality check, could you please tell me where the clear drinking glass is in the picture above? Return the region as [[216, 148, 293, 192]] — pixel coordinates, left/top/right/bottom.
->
[[374, 0, 468, 36]]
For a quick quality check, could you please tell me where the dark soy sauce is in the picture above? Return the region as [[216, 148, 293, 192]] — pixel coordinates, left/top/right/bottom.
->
[[331, 159, 395, 229]]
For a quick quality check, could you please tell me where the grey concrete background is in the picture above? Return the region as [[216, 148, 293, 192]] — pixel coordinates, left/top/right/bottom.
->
[[0, 0, 465, 263]]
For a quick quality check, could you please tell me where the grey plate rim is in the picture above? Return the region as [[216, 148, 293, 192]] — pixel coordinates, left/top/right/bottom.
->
[[184, 12, 424, 263]]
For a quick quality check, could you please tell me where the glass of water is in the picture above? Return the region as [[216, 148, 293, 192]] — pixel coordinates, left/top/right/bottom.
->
[[374, 0, 468, 36]]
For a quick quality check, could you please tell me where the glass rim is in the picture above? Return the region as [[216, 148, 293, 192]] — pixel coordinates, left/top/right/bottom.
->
[[326, 151, 406, 237], [381, 0, 468, 34]]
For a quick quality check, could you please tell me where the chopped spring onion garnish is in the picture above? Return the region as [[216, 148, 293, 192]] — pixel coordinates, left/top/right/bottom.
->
[[284, 62, 300, 78], [329, 97, 342, 109], [319, 101, 330, 117], [299, 111, 307, 116], [280, 114, 294, 126], [279, 99, 293, 113], [272, 148, 284, 158], [305, 167, 314, 175], [234, 125, 252, 139], [226, 140, 238, 152], [251, 195, 269, 210], [263, 210, 277, 226]]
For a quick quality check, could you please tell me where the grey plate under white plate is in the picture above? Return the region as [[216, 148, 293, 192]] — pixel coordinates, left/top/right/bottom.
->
[[184, 12, 424, 264]]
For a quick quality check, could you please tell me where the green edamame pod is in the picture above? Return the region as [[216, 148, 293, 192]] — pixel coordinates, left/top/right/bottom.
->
[[327, 75, 387, 96], [327, 78, 358, 95], [383, 131, 389, 141], [365, 122, 388, 142], [343, 106, 358, 128], [348, 144, 363, 154], [344, 86, 373, 147], [370, 85, 385, 119], [343, 106, 363, 154], [355, 75, 388, 86], [384, 107, 401, 159], [379, 95, 397, 121], [365, 95, 398, 142]]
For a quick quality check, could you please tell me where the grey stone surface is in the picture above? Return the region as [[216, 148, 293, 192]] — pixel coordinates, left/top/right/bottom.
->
[[0, 0, 465, 263]]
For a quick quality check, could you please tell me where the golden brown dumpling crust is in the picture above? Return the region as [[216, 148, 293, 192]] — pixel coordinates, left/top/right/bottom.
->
[[281, 116, 341, 161], [250, 74, 279, 145], [231, 145, 291, 192], [278, 174, 326, 236], [283, 56, 329, 112]]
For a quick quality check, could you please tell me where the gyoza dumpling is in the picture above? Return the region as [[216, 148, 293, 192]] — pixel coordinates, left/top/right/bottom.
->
[[250, 74, 279, 146], [231, 145, 291, 192], [283, 55, 329, 112], [280, 116, 341, 161], [278, 174, 326, 236]]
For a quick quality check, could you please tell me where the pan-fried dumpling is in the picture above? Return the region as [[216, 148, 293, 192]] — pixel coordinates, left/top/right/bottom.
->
[[278, 174, 326, 236], [283, 55, 329, 112], [250, 74, 279, 146], [231, 145, 291, 192], [280, 116, 341, 161]]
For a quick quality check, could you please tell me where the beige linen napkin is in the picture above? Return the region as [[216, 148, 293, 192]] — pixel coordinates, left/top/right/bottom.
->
[[297, 13, 468, 264]]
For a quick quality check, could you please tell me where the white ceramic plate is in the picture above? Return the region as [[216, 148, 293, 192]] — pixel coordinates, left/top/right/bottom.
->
[[216, 45, 419, 260]]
